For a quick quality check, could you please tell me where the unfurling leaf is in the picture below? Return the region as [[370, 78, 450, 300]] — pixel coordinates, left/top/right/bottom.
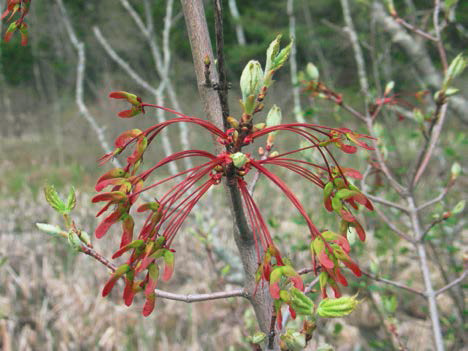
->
[[316, 295, 359, 318], [66, 187, 76, 211], [249, 331, 266, 344], [44, 185, 67, 214], [452, 200, 465, 215]]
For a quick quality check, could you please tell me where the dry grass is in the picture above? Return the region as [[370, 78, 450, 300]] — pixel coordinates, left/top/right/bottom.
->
[[0, 103, 464, 350]]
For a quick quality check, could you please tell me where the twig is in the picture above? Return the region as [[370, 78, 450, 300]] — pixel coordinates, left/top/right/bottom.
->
[[154, 288, 247, 303], [80, 245, 116, 272], [80, 241, 247, 303], [305, 275, 320, 294], [374, 206, 413, 242], [435, 271, 467, 296], [120, 0, 193, 170], [418, 185, 450, 211], [341, 0, 406, 196], [340, 101, 366, 122], [391, 14, 438, 42], [373, 1, 468, 121], [432, 0, 448, 72], [213, 0, 230, 130], [361, 270, 425, 297], [340, 0, 369, 100], [412, 102, 448, 187], [267, 305, 277, 350], [364, 194, 408, 213]]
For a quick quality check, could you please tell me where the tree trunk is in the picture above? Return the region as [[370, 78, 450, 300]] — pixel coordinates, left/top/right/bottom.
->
[[180, 0, 276, 348]]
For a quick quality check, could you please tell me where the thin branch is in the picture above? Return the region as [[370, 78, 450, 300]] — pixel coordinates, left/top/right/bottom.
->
[[340, 101, 366, 122], [213, 0, 230, 129], [435, 271, 467, 296], [391, 14, 438, 42], [154, 288, 247, 303], [412, 102, 448, 187], [267, 305, 277, 350], [80, 245, 117, 272], [432, 0, 448, 72], [418, 185, 450, 211], [374, 204, 413, 242], [364, 194, 409, 213], [93, 26, 178, 175], [361, 270, 425, 297], [120, 0, 192, 171], [340, 0, 369, 100], [305, 275, 320, 294], [373, 1, 468, 122], [80, 241, 247, 303], [340, 0, 406, 196], [93, 27, 157, 95]]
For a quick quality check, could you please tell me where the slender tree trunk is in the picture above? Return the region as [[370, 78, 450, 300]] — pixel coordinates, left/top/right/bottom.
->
[[180, 0, 276, 348]]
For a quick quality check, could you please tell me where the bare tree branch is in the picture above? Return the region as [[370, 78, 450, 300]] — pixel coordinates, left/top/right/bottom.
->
[[93, 26, 178, 175], [154, 288, 247, 303], [435, 271, 467, 296], [55, 0, 121, 169], [361, 270, 425, 297]]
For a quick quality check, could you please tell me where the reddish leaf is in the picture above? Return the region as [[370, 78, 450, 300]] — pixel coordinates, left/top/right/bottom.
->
[[95, 211, 121, 239], [142, 292, 156, 317], [342, 258, 362, 277], [162, 251, 174, 282], [145, 264, 159, 296], [92, 191, 127, 204], [339, 209, 356, 222], [324, 196, 333, 212], [342, 167, 363, 179], [318, 251, 334, 270], [123, 280, 136, 306], [120, 215, 134, 248], [118, 109, 139, 118], [112, 239, 145, 259], [354, 221, 366, 241], [109, 91, 129, 99], [289, 306, 297, 320], [114, 129, 142, 148], [338, 143, 357, 154], [269, 283, 281, 299]]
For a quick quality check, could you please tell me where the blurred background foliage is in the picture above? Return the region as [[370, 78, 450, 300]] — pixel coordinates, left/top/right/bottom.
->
[[0, 0, 466, 350]]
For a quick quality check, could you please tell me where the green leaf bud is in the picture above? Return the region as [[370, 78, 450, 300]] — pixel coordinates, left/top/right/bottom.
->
[[306, 62, 320, 81], [240, 60, 264, 101], [231, 152, 249, 169]]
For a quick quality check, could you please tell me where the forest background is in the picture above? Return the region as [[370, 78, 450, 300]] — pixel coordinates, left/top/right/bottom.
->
[[0, 0, 466, 350]]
